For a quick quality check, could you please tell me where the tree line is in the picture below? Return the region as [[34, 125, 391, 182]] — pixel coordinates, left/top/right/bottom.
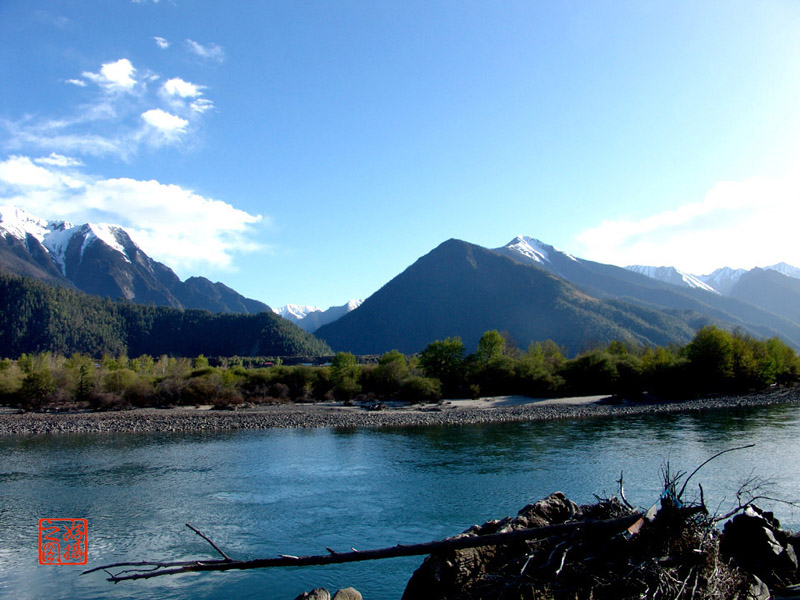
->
[[1, 325, 797, 411]]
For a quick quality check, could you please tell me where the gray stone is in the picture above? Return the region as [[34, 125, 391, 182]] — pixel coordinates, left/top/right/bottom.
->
[[332, 587, 363, 600], [746, 576, 770, 600], [294, 588, 331, 600]]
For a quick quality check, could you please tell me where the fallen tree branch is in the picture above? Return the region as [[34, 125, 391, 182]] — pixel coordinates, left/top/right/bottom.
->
[[83, 512, 642, 583]]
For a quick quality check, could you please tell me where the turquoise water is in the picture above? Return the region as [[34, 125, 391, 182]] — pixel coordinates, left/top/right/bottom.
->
[[2, 403, 800, 600]]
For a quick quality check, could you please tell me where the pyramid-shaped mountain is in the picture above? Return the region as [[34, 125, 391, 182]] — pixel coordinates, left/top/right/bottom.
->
[[315, 239, 697, 355]]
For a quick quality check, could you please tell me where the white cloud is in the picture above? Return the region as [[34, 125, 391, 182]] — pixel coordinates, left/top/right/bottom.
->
[[153, 36, 170, 49], [34, 153, 85, 168], [4, 57, 214, 158], [162, 77, 202, 98], [0, 155, 264, 272], [575, 164, 800, 274], [141, 108, 188, 133], [186, 39, 225, 63], [83, 58, 137, 91]]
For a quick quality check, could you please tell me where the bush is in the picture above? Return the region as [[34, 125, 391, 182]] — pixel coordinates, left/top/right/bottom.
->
[[122, 378, 158, 407], [398, 376, 442, 403]]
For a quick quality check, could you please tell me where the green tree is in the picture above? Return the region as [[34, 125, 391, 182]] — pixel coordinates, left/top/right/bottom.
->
[[373, 350, 409, 398], [331, 352, 361, 401], [685, 326, 734, 392], [476, 330, 506, 367], [418, 337, 465, 397], [20, 367, 56, 409]]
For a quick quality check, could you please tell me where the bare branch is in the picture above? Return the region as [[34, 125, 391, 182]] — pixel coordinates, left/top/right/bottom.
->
[[185, 523, 232, 562], [677, 444, 755, 500], [84, 513, 642, 583], [618, 471, 634, 510]]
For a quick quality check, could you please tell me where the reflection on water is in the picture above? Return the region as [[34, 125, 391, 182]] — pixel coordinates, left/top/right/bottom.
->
[[2, 402, 800, 600]]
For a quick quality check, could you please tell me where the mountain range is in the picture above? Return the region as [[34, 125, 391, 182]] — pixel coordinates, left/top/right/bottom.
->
[[0, 205, 270, 314], [316, 235, 800, 354], [273, 300, 364, 332], [4, 205, 800, 357]]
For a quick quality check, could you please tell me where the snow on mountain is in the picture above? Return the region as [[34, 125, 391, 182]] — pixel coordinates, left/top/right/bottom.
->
[[344, 299, 364, 311], [0, 205, 134, 274], [0, 204, 71, 244], [625, 265, 719, 293], [765, 262, 800, 280], [697, 267, 748, 296], [497, 235, 580, 265], [274, 304, 323, 321], [274, 299, 364, 332]]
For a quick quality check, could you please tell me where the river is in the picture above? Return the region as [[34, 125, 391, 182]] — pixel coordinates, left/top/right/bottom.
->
[[2, 402, 800, 600]]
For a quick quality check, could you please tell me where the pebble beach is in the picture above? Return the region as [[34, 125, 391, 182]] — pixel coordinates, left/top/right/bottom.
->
[[1, 387, 799, 436]]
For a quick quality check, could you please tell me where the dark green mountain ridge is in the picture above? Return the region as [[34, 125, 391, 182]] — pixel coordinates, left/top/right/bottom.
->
[[0, 272, 331, 358]]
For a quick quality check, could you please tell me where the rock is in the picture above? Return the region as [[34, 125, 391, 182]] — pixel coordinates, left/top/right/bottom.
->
[[515, 491, 581, 529], [721, 504, 800, 588], [746, 575, 771, 600], [294, 589, 331, 600], [332, 587, 362, 600]]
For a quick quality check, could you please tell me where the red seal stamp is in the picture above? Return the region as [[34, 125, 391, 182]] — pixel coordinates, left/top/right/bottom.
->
[[38, 518, 88, 565]]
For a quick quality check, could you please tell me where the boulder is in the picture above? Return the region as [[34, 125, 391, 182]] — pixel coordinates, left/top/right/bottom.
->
[[721, 505, 800, 588], [332, 588, 363, 600]]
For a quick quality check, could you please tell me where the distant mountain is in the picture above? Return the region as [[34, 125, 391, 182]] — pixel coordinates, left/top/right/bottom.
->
[[495, 236, 800, 348], [317, 236, 800, 355], [0, 205, 270, 314], [316, 239, 696, 355], [274, 300, 364, 332], [696, 267, 748, 296], [628, 262, 800, 295], [764, 262, 800, 280], [728, 268, 800, 326], [625, 265, 718, 293]]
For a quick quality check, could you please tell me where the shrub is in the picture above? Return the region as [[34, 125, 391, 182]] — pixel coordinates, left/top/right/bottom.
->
[[398, 376, 442, 403]]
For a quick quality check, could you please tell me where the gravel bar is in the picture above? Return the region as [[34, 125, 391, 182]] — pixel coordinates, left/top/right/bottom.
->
[[1, 388, 799, 436]]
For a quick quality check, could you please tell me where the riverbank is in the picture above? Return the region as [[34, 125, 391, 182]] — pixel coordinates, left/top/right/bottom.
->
[[1, 386, 799, 435]]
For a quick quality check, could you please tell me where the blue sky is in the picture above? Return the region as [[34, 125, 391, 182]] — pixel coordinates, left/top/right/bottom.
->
[[2, 1, 800, 309]]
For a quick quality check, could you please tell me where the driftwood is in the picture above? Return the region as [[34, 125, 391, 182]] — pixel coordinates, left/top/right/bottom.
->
[[83, 513, 642, 583]]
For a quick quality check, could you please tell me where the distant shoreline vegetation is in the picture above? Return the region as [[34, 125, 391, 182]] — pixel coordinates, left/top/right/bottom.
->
[[1, 326, 798, 412]]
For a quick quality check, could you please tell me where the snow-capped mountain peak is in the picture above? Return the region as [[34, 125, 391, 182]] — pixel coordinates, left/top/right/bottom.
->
[[0, 204, 73, 244], [697, 267, 748, 296], [345, 299, 364, 311], [498, 235, 579, 266], [765, 262, 800, 280], [274, 304, 323, 320], [0, 206, 139, 275], [81, 223, 132, 262], [626, 265, 719, 294], [274, 299, 364, 332], [505, 235, 551, 264]]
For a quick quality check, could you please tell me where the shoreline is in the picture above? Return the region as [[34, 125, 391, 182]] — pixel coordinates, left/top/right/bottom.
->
[[1, 387, 799, 436]]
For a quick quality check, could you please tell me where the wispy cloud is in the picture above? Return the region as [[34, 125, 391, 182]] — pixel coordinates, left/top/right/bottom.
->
[[2, 57, 214, 160], [153, 36, 170, 49], [0, 155, 265, 272], [575, 164, 800, 274], [186, 39, 225, 63]]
